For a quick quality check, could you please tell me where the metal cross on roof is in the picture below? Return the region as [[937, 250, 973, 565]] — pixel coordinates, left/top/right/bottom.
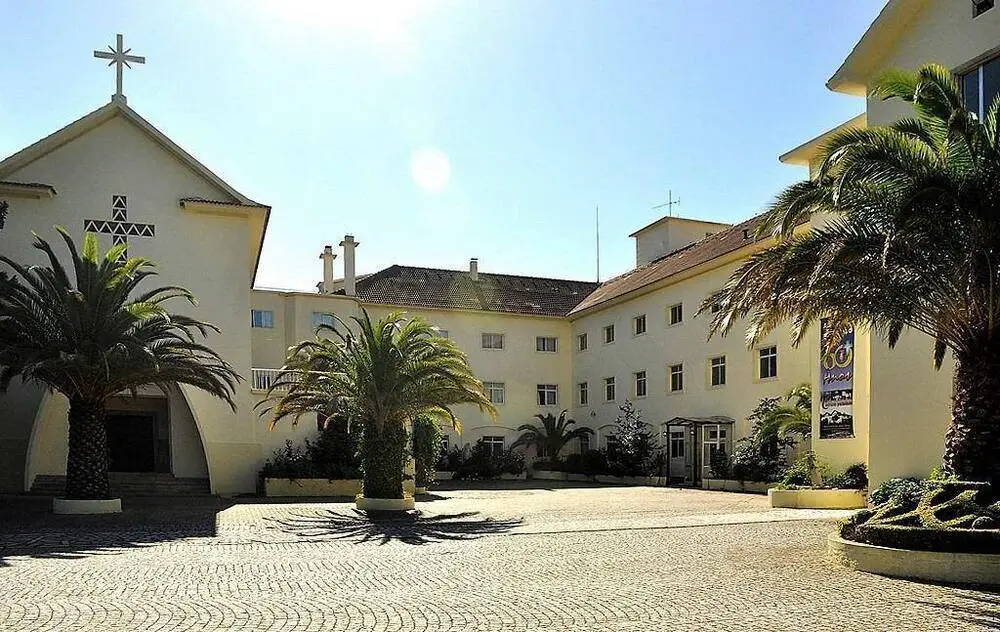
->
[[93, 34, 145, 104]]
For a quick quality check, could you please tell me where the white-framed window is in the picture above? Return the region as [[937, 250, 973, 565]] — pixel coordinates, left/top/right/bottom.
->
[[710, 356, 726, 387], [634, 370, 647, 397], [604, 376, 616, 401], [577, 333, 588, 351], [759, 345, 778, 379], [536, 336, 558, 353], [311, 312, 335, 329], [482, 435, 505, 458], [483, 382, 506, 405], [668, 303, 683, 326], [603, 324, 616, 344], [633, 314, 647, 336], [251, 309, 274, 329], [578, 381, 589, 406], [669, 363, 684, 392], [482, 332, 505, 350], [961, 54, 1000, 118], [669, 429, 685, 459], [536, 384, 558, 406], [579, 434, 591, 453]]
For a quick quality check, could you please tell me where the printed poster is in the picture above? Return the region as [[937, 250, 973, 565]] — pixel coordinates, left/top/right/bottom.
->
[[819, 320, 855, 439]]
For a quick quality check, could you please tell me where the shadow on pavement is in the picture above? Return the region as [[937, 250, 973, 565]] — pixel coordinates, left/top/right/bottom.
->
[[912, 591, 1000, 628], [265, 508, 523, 545], [0, 495, 228, 567]]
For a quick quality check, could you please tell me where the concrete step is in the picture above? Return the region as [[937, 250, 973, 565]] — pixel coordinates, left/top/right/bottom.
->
[[30, 474, 211, 497]]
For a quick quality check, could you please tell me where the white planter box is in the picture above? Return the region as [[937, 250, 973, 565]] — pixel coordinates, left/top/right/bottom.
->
[[828, 532, 1000, 586], [769, 488, 867, 509], [702, 479, 771, 494], [264, 478, 415, 498]]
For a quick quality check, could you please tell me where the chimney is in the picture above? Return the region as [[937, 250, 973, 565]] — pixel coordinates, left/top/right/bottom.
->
[[469, 257, 479, 281], [319, 245, 337, 294], [340, 234, 359, 296]]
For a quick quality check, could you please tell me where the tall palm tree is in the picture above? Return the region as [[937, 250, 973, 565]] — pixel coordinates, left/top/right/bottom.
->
[[512, 410, 593, 461], [261, 309, 496, 500], [757, 384, 812, 441], [702, 63, 1000, 485], [0, 229, 239, 500]]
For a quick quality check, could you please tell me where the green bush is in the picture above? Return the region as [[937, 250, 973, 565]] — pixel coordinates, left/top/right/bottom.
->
[[841, 522, 1000, 554], [412, 416, 442, 489], [260, 418, 361, 481], [827, 463, 868, 490], [453, 440, 524, 479], [562, 450, 608, 476], [708, 450, 731, 479], [869, 477, 925, 506], [778, 451, 817, 487], [261, 440, 316, 479]]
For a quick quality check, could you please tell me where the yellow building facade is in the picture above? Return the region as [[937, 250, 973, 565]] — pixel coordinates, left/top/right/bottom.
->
[[1, 1, 995, 495]]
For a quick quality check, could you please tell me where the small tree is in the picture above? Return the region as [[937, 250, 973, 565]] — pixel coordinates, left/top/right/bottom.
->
[[756, 384, 812, 442], [511, 410, 593, 461], [412, 415, 442, 490], [606, 401, 662, 476]]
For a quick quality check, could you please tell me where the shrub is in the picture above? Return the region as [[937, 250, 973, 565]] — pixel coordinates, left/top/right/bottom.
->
[[531, 459, 564, 472], [868, 477, 925, 507], [261, 440, 316, 479], [828, 463, 868, 490], [454, 440, 524, 479], [437, 447, 465, 472], [728, 437, 791, 483], [412, 416, 442, 489], [605, 401, 663, 477], [778, 451, 818, 487], [708, 450, 731, 480], [564, 450, 608, 476]]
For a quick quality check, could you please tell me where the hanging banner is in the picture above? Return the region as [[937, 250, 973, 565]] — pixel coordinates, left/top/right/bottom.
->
[[819, 320, 855, 439]]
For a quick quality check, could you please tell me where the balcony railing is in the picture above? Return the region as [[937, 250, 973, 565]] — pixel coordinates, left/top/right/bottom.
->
[[251, 368, 289, 392]]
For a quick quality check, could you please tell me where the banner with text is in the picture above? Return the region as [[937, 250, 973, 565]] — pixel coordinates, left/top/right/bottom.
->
[[819, 320, 855, 439]]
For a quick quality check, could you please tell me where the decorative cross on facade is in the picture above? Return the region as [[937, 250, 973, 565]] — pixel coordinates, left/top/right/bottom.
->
[[83, 195, 155, 261], [93, 34, 145, 104]]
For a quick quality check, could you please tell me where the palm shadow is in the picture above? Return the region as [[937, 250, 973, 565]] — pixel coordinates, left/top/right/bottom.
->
[[911, 591, 1000, 629], [0, 496, 226, 567], [264, 508, 523, 545]]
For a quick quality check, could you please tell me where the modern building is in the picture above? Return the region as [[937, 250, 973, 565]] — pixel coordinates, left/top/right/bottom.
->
[[1, 0, 996, 496]]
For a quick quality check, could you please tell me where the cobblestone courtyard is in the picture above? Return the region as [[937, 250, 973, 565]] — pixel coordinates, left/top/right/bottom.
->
[[2, 484, 998, 631]]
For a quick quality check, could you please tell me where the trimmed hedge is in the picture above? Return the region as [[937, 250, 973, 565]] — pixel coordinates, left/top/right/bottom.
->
[[845, 523, 1000, 554]]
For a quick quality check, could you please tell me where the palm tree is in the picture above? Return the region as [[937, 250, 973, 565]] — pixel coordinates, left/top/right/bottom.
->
[[512, 410, 593, 461], [0, 229, 239, 500], [702, 63, 1000, 485], [757, 384, 812, 441], [261, 309, 496, 500]]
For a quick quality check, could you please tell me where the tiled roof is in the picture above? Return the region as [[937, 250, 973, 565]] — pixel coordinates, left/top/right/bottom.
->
[[569, 214, 773, 316], [350, 265, 601, 317]]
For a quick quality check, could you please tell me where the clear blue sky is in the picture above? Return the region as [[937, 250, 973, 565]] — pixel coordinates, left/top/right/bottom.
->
[[2, 1, 883, 289]]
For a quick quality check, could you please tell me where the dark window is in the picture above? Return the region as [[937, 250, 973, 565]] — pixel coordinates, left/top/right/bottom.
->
[[759, 346, 778, 379], [974, 0, 994, 17], [961, 55, 1000, 118]]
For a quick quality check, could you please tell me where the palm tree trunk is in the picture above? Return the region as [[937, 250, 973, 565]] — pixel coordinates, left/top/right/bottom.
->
[[945, 348, 1000, 487], [361, 421, 408, 499], [65, 399, 112, 500]]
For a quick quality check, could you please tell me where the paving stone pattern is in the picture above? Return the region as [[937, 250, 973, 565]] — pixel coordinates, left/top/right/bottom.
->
[[2, 484, 999, 631]]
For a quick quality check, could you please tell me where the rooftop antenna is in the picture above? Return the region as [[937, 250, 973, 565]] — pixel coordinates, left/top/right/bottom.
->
[[652, 189, 681, 217], [595, 204, 601, 282]]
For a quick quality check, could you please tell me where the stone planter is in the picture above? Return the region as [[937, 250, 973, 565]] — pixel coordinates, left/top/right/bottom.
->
[[435, 471, 455, 480], [702, 478, 771, 494], [264, 478, 415, 498], [768, 488, 866, 509], [53, 498, 122, 514], [828, 532, 1000, 586], [355, 495, 416, 511], [531, 470, 590, 482]]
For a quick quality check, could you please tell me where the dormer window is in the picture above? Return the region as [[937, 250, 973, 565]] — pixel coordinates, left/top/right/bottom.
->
[[974, 0, 994, 17], [742, 229, 751, 240], [960, 55, 1000, 118]]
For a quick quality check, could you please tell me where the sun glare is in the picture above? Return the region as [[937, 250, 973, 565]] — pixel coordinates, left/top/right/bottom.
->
[[410, 148, 451, 194]]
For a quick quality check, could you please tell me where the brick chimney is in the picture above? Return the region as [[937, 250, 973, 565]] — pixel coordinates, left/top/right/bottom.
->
[[340, 234, 359, 296]]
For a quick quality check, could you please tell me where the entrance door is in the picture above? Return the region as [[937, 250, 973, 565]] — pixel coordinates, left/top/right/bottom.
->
[[106, 411, 170, 473], [667, 425, 691, 482]]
